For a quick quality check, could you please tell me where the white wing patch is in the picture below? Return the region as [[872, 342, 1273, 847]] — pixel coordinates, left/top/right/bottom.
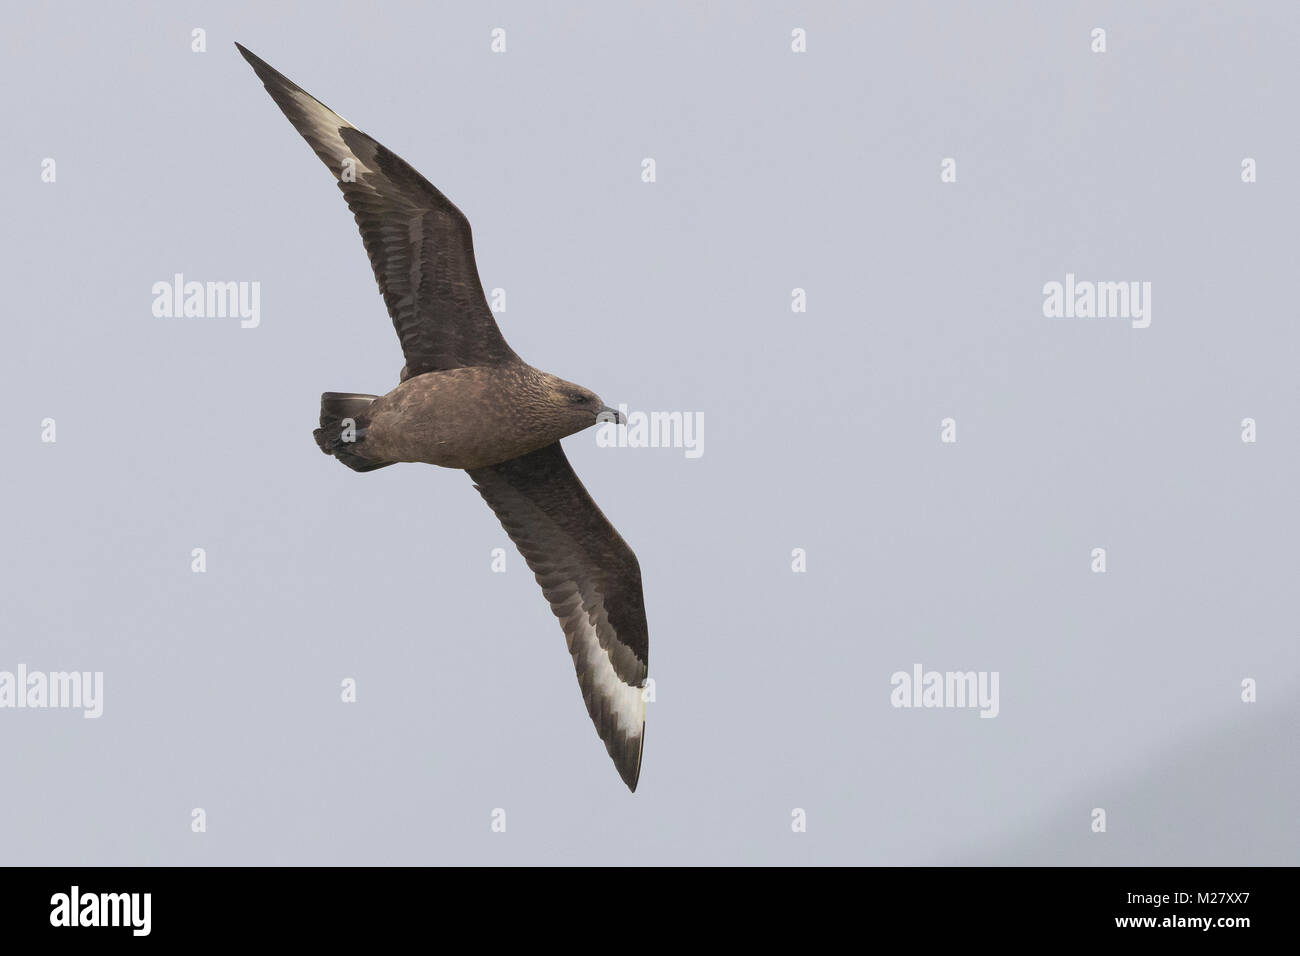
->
[[566, 604, 646, 748], [281, 88, 374, 182]]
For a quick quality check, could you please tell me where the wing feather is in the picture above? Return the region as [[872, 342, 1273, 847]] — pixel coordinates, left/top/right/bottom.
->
[[468, 443, 649, 791], [236, 43, 517, 374]]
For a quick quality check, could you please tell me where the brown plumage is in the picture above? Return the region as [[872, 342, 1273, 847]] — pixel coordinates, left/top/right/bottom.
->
[[238, 43, 648, 791]]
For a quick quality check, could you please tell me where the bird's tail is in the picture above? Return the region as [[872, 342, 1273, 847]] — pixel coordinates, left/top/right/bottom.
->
[[313, 392, 394, 473]]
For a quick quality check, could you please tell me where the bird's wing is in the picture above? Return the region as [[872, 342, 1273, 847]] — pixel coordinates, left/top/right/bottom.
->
[[467, 442, 649, 791], [236, 43, 518, 375]]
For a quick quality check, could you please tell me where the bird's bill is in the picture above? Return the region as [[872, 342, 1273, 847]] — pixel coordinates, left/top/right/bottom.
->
[[596, 405, 626, 425]]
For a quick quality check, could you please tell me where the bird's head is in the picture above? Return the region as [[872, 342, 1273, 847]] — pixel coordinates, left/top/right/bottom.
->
[[542, 375, 625, 431]]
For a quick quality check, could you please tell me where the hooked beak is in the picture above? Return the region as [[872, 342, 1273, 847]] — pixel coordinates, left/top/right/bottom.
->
[[596, 404, 625, 425]]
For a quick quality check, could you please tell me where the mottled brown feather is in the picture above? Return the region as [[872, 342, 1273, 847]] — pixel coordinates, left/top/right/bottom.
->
[[236, 42, 517, 374], [469, 443, 648, 790]]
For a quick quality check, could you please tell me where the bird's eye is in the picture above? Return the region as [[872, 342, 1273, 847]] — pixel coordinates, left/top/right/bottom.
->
[[568, 392, 587, 405]]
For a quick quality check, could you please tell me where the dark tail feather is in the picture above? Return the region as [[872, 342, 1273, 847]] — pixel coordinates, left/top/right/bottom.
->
[[313, 392, 395, 473]]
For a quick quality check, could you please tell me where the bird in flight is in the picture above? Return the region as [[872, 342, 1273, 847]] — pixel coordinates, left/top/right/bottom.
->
[[236, 43, 649, 791]]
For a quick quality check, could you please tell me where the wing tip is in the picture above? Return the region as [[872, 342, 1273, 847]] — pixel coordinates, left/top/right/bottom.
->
[[618, 726, 645, 792], [234, 41, 277, 86], [234, 42, 300, 97]]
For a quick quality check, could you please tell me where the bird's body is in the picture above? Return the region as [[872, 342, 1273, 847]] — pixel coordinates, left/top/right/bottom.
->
[[238, 43, 649, 790], [320, 364, 606, 471]]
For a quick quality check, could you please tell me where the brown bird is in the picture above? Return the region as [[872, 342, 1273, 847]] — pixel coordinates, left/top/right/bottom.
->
[[237, 43, 649, 791]]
